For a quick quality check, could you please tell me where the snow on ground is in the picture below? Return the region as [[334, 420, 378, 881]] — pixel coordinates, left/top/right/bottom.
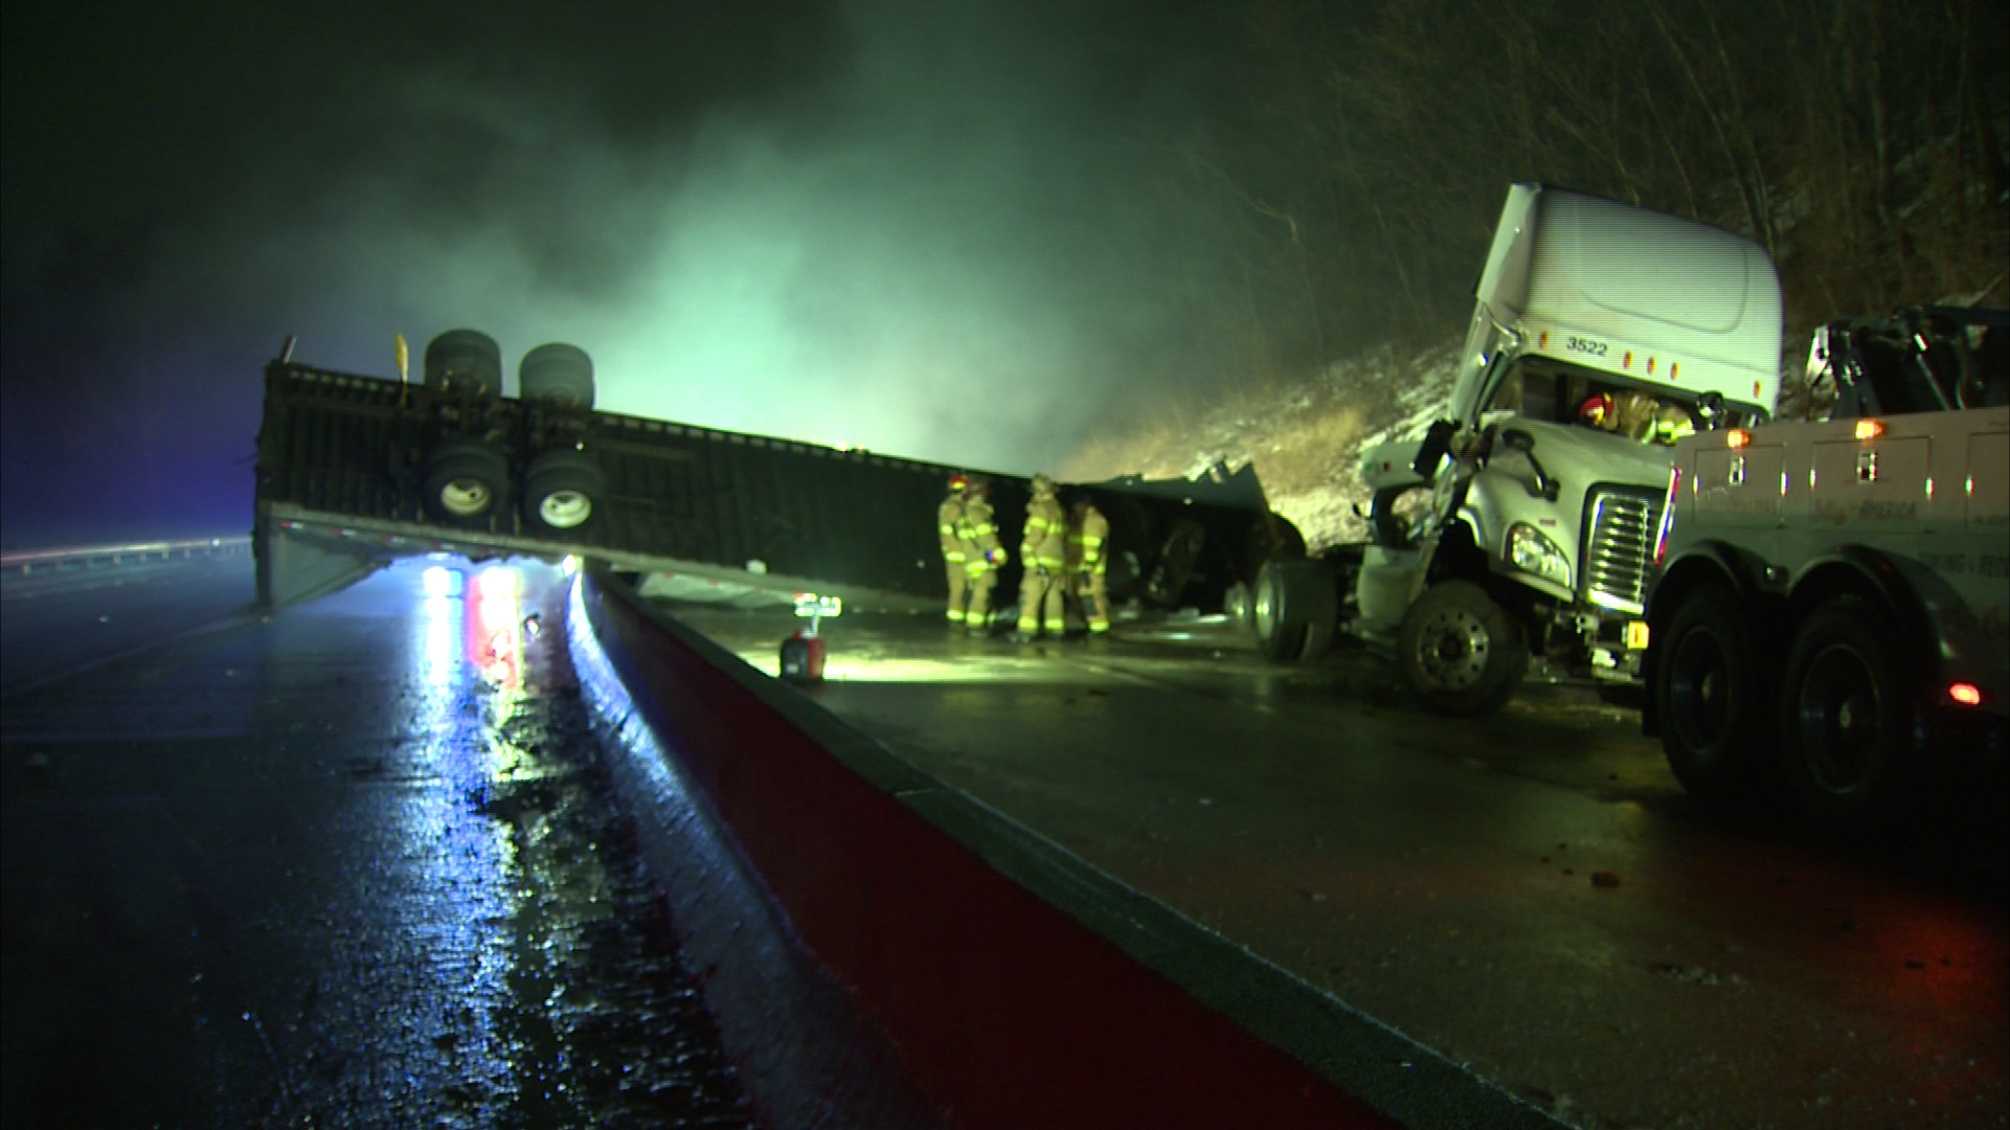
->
[[1059, 338, 1462, 550]]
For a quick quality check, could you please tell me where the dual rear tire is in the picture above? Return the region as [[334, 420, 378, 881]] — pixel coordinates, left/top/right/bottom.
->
[[1253, 559, 1337, 663], [1656, 586, 1917, 829], [421, 443, 607, 536]]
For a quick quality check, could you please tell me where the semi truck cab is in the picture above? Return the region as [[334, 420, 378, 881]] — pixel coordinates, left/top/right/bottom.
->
[[1259, 183, 1784, 716]]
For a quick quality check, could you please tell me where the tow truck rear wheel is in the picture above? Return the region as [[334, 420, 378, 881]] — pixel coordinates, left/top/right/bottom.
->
[[1254, 559, 1336, 663], [1397, 579, 1526, 716], [1657, 584, 1772, 804], [1778, 597, 1917, 830], [523, 448, 607, 536], [422, 441, 510, 527]]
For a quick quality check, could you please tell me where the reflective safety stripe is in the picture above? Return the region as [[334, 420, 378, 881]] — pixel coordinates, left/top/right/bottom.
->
[[945, 551, 967, 562], [1080, 535, 1104, 547], [939, 523, 955, 535], [1026, 516, 1051, 532], [945, 608, 966, 622], [1017, 617, 1039, 632], [973, 523, 995, 536], [1088, 619, 1110, 632], [1036, 555, 1065, 569], [965, 562, 991, 577]]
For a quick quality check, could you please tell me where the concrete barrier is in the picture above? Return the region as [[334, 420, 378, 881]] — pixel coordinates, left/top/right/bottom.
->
[[569, 568, 1545, 1129]]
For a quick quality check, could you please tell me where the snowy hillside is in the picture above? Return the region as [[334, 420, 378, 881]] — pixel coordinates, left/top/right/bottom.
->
[[1058, 340, 1462, 551]]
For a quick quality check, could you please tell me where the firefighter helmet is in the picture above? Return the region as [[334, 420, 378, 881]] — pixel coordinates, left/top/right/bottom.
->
[[1577, 391, 1617, 429], [1031, 473, 1055, 496], [948, 472, 969, 493]]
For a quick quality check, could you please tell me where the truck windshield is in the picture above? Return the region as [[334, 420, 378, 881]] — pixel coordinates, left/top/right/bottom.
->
[[1487, 361, 1748, 445]]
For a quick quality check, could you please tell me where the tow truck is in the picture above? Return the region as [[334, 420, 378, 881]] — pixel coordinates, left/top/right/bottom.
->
[[1644, 305, 2009, 828]]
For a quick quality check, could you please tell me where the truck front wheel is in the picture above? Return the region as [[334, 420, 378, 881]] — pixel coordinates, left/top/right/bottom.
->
[[1397, 580, 1526, 716], [1778, 597, 1917, 829], [1656, 584, 1772, 804]]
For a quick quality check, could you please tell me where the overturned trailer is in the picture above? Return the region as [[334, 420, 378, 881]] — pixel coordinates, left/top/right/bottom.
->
[[254, 332, 1302, 614]]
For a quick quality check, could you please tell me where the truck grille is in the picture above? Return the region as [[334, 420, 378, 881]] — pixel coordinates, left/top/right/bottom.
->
[[1580, 488, 1661, 614]]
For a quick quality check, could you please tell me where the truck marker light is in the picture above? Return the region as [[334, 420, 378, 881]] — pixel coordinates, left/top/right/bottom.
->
[[1726, 428, 1752, 449], [1925, 477, 1934, 499], [1950, 682, 1983, 707], [1855, 419, 1885, 440], [1626, 621, 1651, 650], [1670, 362, 1679, 380], [1539, 331, 1549, 350], [1623, 350, 1634, 369], [1646, 357, 1656, 374]]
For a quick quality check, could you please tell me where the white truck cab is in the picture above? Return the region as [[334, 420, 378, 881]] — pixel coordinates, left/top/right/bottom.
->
[[1645, 306, 2009, 829], [1256, 183, 1784, 715]]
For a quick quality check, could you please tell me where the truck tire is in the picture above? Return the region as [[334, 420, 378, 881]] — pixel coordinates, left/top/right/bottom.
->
[[522, 448, 607, 535], [423, 329, 504, 397], [520, 343, 595, 409], [1223, 581, 1254, 631], [1656, 584, 1772, 804], [1777, 597, 1917, 830], [1397, 580, 1526, 716], [1254, 559, 1336, 663], [423, 441, 511, 527]]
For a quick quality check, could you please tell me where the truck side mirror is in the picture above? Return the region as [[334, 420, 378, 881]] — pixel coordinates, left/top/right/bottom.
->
[[1412, 419, 1456, 480], [1696, 391, 1725, 429], [1498, 428, 1559, 501]]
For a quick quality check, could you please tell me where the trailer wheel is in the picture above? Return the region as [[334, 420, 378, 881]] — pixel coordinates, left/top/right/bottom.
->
[[1397, 580, 1526, 716], [1778, 597, 1917, 829], [1254, 559, 1336, 663], [423, 441, 510, 527], [1656, 584, 1771, 804], [523, 448, 607, 535], [519, 342, 595, 409], [423, 329, 504, 397]]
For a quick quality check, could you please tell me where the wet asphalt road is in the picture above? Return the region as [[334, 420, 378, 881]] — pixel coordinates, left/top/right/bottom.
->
[[2, 560, 751, 1128], [0, 550, 260, 696], [669, 603, 2009, 1130]]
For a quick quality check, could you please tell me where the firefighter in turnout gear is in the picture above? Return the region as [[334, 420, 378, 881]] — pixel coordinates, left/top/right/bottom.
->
[[938, 473, 973, 625], [1067, 496, 1111, 634], [955, 476, 1007, 632], [1014, 474, 1067, 640]]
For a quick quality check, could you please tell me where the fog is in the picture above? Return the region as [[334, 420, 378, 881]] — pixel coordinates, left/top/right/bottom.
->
[[1, 0, 1255, 547]]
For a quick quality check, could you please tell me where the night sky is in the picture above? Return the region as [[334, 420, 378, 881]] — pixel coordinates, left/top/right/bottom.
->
[[1, 0, 1251, 548]]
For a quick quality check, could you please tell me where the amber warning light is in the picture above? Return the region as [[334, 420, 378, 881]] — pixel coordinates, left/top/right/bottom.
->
[[1949, 682, 1984, 707], [1855, 418, 1886, 441], [1726, 428, 1752, 449]]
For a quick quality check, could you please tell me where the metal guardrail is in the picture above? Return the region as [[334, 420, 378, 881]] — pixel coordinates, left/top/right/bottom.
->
[[0, 536, 251, 575]]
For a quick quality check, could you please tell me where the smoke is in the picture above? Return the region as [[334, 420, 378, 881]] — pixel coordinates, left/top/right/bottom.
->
[[2, 0, 1243, 544]]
